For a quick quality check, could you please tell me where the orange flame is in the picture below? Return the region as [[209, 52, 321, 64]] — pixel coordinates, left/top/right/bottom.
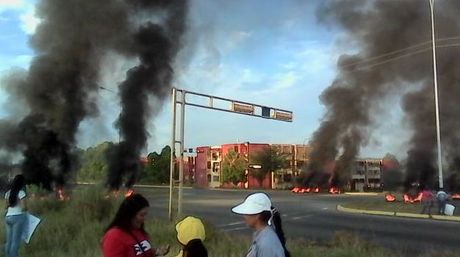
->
[[291, 187, 313, 194], [125, 189, 134, 197], [403, 192, 422, 203], [452, 193, 460, 200], [56, 187, 69, 201], [313, 187, 320, 193], [329, 187, 340, 194], [385, 193, 396, 202]]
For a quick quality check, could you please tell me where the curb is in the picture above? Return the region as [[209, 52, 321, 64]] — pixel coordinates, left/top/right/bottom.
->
[[431, 215, 460, 222], [337, 205, 394, 216], [394, 212, 430, 219], [337, 205, 460, 222]]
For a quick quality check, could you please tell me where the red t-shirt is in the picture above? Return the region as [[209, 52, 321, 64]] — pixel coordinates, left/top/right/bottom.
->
[[102, 227, 156, 257], [421, 190, 434, 201]]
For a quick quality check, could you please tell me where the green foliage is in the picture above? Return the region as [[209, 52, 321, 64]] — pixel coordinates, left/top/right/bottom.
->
[[222, 150, 247, 185], [140, 145, 176, 184], [76, 141, 114, 183], [251, 146, 287, 186]]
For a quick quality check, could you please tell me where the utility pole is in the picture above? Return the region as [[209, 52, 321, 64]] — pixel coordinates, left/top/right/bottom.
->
[[429, 0, 444, 189]]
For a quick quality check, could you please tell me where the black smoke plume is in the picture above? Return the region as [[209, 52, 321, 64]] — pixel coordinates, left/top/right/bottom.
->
[[310, 0, 460, 190], [0, 0, 188, 190], [106, 1, 188, 190]]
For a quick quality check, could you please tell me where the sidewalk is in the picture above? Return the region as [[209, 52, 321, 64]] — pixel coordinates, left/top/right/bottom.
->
[[337, 204, 460, 222]]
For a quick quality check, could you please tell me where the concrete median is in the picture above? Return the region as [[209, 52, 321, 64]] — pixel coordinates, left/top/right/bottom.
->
[[337, 204, 460, 222]]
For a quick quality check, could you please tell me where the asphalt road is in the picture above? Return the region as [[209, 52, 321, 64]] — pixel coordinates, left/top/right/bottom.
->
[[135, 187, 460, 254]]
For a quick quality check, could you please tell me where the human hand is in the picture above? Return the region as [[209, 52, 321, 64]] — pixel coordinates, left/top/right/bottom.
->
[[156, 244, 170, 256]]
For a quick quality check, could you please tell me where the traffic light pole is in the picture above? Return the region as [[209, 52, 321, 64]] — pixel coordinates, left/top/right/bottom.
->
[[168, 88, 177, 221], [169, 87, 293, 220]]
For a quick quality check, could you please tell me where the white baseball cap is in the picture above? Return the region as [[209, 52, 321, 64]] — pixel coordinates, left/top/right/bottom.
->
[[231, 192, 272, 215]]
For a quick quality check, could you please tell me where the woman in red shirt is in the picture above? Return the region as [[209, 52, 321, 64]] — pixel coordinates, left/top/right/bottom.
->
[[102, 194, 169, 257]]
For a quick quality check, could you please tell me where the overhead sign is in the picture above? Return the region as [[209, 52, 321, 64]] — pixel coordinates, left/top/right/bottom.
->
[[231, 102, 254, 114], [274, 111, 293, 122]]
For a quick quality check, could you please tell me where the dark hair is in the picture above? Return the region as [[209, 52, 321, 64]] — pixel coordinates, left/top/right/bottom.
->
[[8, 175, 26, 207], [260, 208, 291, 257], [106, 194, 149, 233], [183, 239, 207, 257]]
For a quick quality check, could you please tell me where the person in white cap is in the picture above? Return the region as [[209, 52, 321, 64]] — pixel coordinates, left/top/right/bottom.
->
[[231, 192, 290, 257]]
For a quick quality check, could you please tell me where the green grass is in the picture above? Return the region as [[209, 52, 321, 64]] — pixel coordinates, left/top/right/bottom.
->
[[342, 195, 460, 216], [0, 186, 457, 257]]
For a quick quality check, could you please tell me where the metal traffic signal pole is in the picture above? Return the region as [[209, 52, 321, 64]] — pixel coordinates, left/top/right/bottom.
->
[[168, 88, 177, 221], [429, 0, 444, 189], [169, 87, 293, 220]]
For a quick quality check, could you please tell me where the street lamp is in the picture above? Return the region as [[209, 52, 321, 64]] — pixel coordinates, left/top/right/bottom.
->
[[429, 0, 444, 189]]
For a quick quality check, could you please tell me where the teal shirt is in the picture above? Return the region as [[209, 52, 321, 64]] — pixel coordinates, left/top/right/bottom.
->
[[246, 226, 285, 257]]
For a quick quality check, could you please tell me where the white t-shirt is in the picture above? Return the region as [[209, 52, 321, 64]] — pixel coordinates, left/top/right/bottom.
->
[[246, 226, 285, 257], [5, 190, 26, 216]]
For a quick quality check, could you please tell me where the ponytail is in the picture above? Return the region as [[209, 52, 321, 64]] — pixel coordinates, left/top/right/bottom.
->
[[8, 175, 25, 207], [260, 208, 291, 257]]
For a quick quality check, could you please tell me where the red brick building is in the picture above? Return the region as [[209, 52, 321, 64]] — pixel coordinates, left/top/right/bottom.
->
[[194, 142, 310, 189]]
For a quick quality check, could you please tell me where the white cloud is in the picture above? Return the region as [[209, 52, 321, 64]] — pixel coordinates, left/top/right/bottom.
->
[[19, 6, 39, 34], [0, 0, 26, 11], [0, 0, 40, 34], [226, 30, 251, 49], [270, 71, 297, 91]]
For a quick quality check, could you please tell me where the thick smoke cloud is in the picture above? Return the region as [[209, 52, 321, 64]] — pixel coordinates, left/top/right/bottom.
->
[[106, 1, 187, 190], [311, 0, 460, 190], [0, 0, 188, 190]]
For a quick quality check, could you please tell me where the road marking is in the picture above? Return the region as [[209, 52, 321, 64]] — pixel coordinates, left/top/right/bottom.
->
[[222, 226, 248, 232], [216, 221, 246, 228], [290, 214, 313, 220], [322, 207, 328, 210]]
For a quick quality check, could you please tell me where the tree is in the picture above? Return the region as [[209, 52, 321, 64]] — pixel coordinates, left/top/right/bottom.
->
[[251, 146, 287, 187], [141, 145, 175, 184], [381, 153, 403, 191], [222, 150, 247, 186], [77, 142, 114, 182]]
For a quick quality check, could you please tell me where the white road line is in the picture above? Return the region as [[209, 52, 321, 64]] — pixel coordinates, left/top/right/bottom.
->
[[222, 226, 249, 232], [216, 221, 246, 228], [290, 214, 313, 220]]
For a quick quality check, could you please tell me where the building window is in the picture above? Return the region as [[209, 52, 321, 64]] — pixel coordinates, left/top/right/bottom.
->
[[234, 146, 238, 152], [207, 161, 211, 169], [213, 176, 219, 182], [207, 174, 211, 182], [212, 162, 220, 173], [284, 174, 292, 182]]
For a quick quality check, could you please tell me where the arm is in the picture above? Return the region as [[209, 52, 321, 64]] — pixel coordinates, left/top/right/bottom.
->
[[19, 191, 27, 211], [155, 245, 170, 256]]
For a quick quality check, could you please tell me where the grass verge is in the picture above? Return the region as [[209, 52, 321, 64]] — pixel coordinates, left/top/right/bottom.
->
[[0, 186, 457, 257]]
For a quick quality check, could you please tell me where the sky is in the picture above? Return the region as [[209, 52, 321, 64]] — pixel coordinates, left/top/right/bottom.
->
[[0, 0, 409, 158]]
